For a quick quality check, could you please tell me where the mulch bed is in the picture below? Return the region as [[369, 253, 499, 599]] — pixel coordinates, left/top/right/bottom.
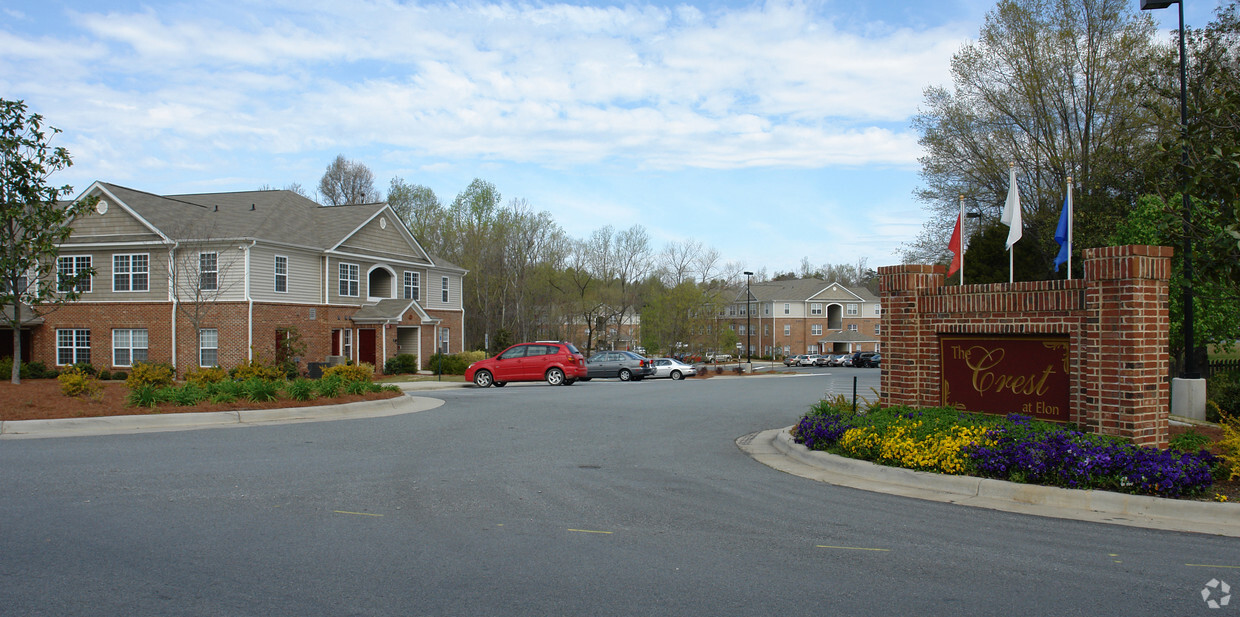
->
[[0, 379, 401, 422]]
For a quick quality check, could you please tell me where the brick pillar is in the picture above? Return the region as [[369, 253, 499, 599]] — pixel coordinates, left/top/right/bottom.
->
[[879, 264, 944, 408], [1082, 245, 1172, 447]]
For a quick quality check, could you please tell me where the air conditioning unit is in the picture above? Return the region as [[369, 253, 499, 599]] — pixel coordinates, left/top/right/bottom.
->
[[326, 355, 347, 366]]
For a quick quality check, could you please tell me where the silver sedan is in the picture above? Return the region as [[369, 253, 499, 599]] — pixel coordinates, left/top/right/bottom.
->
[[649, 357, 698, 380]]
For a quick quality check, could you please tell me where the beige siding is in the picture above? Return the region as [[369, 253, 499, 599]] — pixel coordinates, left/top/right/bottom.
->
[[57, 248, 169, 302], [68, 203, 161, 241], [169, 245, 246, 303], [250, 245, 319, 303], [424, 272, 462, 310], [337, 215, 429, 263]]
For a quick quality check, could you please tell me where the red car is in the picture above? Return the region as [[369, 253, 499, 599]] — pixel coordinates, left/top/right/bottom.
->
[[465, 341, 588, 387]]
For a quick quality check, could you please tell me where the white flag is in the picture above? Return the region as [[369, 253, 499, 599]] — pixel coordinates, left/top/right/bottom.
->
[[1001, 164, 1022, 249]]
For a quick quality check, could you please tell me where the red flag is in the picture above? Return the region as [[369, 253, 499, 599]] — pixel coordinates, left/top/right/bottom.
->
[[946, 213, 962, 277]]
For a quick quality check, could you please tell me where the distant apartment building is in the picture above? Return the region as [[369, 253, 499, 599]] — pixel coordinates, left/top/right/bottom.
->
[[721, 278, 880, 357]]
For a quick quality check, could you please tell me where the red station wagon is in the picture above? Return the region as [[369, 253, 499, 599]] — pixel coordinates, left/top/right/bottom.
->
[[465, 341, 588, 387]]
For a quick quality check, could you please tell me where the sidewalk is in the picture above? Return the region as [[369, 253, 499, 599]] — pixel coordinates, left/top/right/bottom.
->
[[738, 426, 1240, 537]]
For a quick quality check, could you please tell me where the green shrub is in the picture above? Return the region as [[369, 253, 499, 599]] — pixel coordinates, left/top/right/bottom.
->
[[185, 366, 228, 386], [110, 370, 127, 381], [323, 363, 374, 383], [1208, 371, 1240, 421], [315, 374, 343, 398], [242, 378, 280, 402], [97, 369, 112, 381], [58, 366, 103, 399], [384, 354, 420, 374], [344, 379, 370, 395], [0, 358, 55, 379], [71, 362, 98, 377], [125, 362, 176, 389], [1169, 429, 1213, 453], [286, 378, 316, 401], [229, 359, 284, 382], [427, 353, 476, 375], [171, 383, 208, 406], [127, 385, 161, 408]]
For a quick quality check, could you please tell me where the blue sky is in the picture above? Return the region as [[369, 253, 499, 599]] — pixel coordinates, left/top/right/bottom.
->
[[1, 0, 1219, 276]]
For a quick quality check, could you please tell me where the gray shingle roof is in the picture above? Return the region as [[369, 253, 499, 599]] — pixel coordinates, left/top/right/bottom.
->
[[739, 278, 876, 303]]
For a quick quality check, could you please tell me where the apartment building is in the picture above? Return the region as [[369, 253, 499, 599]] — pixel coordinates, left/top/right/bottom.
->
[[722, 278, 880, 357]]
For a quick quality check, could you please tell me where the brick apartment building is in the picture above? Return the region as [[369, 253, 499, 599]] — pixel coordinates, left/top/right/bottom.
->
[[4, 182, 466, 374], [722, 278, 880, 357]]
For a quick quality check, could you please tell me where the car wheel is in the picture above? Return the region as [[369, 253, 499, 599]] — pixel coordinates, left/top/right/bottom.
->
[[494, 382, 506, 387], [473, 370, 493, 388], [546, 367, 565, 386], [670, 370, 683, 380], [618, 368, 632, 381]]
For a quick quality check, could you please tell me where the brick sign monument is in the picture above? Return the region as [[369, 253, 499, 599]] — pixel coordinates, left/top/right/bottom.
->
[[879, 245, 1172, 447]]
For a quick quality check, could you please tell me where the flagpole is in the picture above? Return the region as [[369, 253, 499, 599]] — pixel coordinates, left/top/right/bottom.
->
[[1008, 162, 1015, 284], [959, 194, 965, 286], [1067, 176, 1073, 281]]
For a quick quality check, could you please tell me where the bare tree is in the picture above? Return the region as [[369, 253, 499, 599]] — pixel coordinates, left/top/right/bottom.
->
[[165, 219, 244, 367], [318, 155, 380, 206]]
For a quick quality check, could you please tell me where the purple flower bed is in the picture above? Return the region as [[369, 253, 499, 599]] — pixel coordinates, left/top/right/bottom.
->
[[793, 403, 1220, 499]]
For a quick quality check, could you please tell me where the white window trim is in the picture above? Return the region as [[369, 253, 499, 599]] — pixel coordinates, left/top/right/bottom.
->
[[113, 253, 150, 293], [441, 276, 449, 304], [811, 303, 823, 316], [56, 329, 90, 366], [339, 263, 360, 297], [846, 303, 859, 316], [404, 271, 420, 301], [57, 255, 92, 293], [811, 324, 822, 336], [198, 252, 218, 292], [112, 328, 149, 367], [783, 303, 790, 315], [274, 255, 288, 294], [199, 328, 219, 367], [784, 324, 791, 336]]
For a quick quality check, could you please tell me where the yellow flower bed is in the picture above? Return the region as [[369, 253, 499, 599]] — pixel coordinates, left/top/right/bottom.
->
[[838, 420, 992, 475]]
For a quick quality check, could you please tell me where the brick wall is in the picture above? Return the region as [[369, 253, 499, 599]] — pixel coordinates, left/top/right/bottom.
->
[[878, 245, 1171, 447]]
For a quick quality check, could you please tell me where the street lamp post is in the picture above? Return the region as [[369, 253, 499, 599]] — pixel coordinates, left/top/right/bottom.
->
[[1142, 0, 1206, 420], [1141, 0, 1196, 379], [743, 271, 753, 368]]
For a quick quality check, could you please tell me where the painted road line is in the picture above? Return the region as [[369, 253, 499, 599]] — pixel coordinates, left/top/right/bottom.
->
[[567, 529, 613, 535], [334, 510, 384, 517], [1186, 564, 1240, 569], [815, 545, 890, 552]]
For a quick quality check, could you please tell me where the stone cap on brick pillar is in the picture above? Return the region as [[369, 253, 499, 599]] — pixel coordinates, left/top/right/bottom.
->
[[1081, 245, 1173, 282], [878, 264, 945, 294]]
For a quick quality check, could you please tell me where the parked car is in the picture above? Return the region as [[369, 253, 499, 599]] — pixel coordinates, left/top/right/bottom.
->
[[813, 355, 834, 366], [649, 357, 698, 380], [582, 350, 656, 381], [869, 353, 882, 368], [784, 355, 807, 367], [466, 341, 587, 387], [825, 354, 850, 367], [800, 355, 822, 367], [852, 351, 879, 368]]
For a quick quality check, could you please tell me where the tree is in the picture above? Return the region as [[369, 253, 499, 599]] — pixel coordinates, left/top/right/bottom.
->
[[387, 178, 444, 252], [164, 218, 244, 367], [906, 0, 1163, 275], [1, 99, 95, 384], [317, 155, 380, 206]]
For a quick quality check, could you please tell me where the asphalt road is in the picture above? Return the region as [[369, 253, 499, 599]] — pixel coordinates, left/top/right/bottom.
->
[[2, 370, 1237, 616]]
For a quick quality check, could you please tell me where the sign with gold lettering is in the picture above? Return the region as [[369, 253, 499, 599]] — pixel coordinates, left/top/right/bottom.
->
[[940, 335, 1070, 422]]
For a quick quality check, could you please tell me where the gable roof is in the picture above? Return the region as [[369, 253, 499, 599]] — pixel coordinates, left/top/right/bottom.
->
[[82, 182, 463, 272], [738, 278, 878, 304]]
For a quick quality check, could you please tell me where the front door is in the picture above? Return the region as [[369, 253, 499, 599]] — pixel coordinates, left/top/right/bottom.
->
[[358, 328, 376, 366]]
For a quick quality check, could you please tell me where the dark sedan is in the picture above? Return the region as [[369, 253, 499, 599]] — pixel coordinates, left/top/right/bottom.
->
[[582, 350, 656, 381]]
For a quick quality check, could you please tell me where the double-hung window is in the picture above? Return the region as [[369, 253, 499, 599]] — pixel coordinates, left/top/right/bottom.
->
[[846, 303, 858, 316], [848, 324, 858, 332], [811, 324, 822, 336], [199, 252, 218, 291], [113, 329, 148, 367], [199, 329, 219, 367], [274, 256, 288, 293], [783, 303, 790, 315], [57, 256, 92, 293], [339, 263, 359, 297], [56, 329, 90, 365], [113, 254, 149, 292], [810, 303, 823, 316], [441, 276, 449, 303], [784, 324, 791, 336], [439, 327, 450, 354], [404, 271, 420, 300]]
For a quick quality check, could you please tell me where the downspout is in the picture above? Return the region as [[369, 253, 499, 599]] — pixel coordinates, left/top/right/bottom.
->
[[169, 242, 178, 369], [244, 240, 256, 360]]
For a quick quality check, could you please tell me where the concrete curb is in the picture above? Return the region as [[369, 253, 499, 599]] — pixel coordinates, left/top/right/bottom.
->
[[738, 426, 1240, 537], [0, 395, 444, 439]]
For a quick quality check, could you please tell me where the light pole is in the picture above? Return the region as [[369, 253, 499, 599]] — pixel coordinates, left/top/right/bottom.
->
[[743, 271, 753, 367], [1140, 0, 1196, 379]]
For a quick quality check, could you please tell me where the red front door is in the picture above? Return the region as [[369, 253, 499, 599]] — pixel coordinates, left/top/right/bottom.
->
[[358, 328, 376, 366]]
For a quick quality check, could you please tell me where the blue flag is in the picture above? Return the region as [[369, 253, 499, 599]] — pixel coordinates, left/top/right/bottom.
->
[[1053, 194, 1071, 272]]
